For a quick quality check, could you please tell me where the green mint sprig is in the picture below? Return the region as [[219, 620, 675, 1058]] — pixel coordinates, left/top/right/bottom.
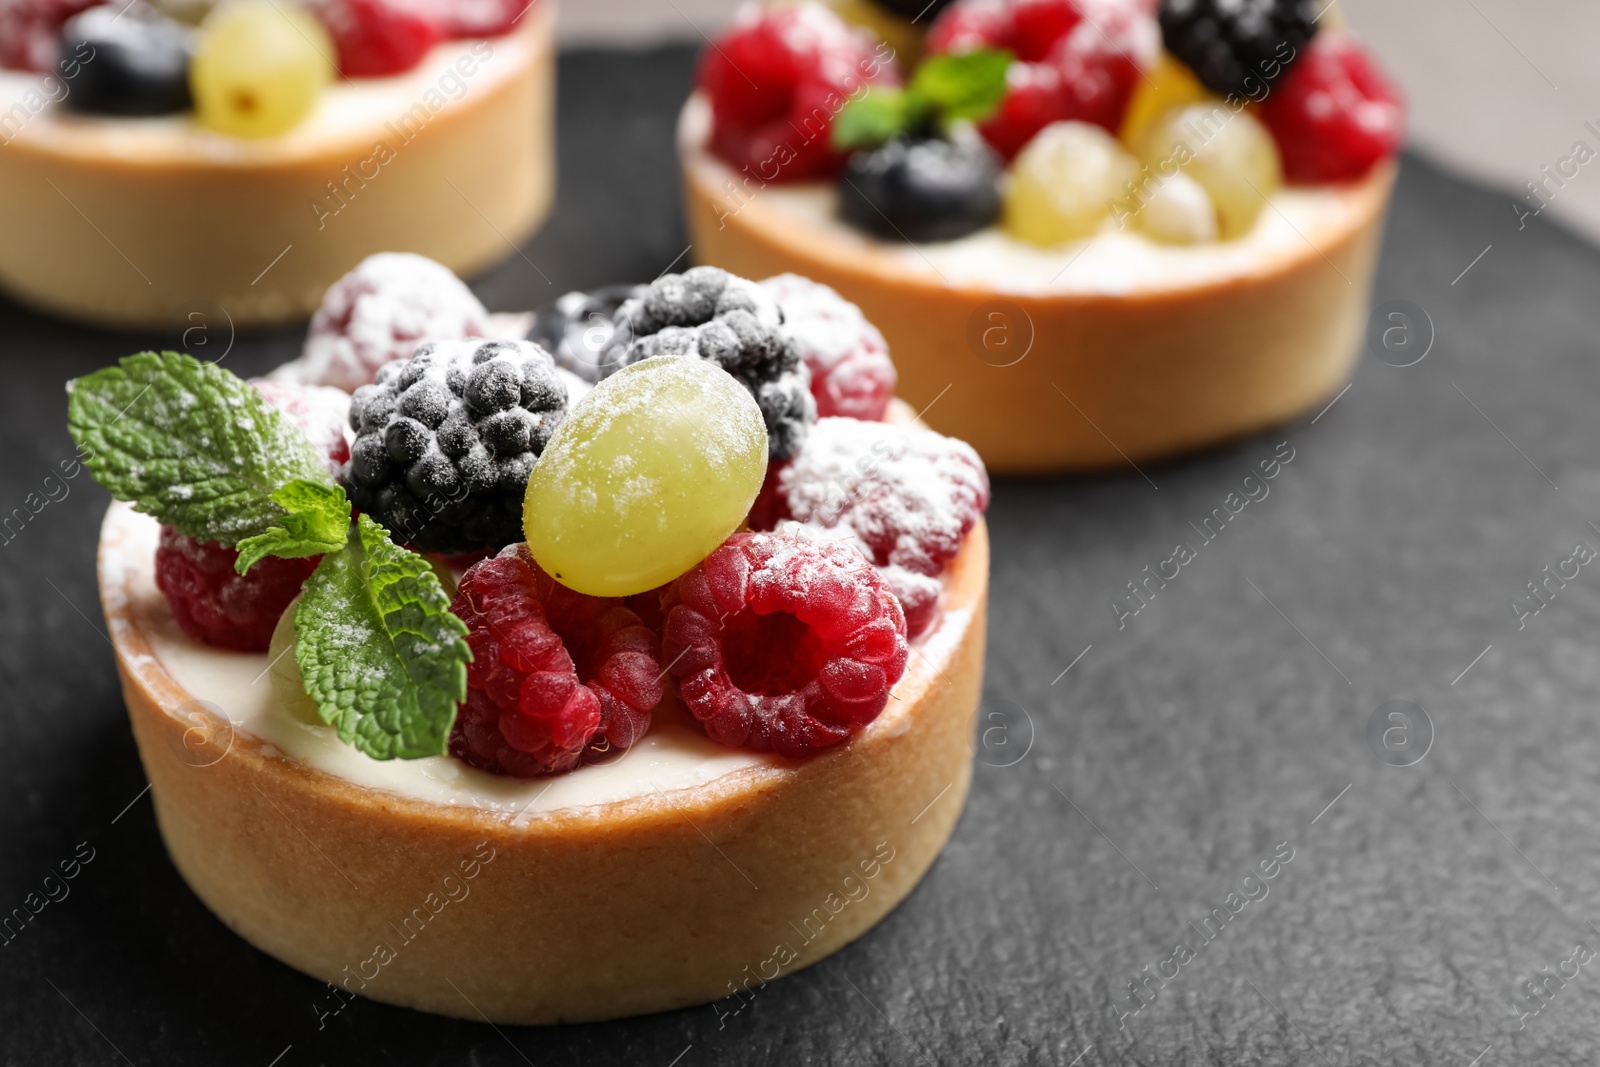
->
[[293, 515, 470, 761], [67, 351, 470, 761], [833, 49, 1013, 151], [66, 351, 332, 545]]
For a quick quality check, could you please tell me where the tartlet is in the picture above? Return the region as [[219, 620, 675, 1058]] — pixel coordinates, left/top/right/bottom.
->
[[75, 258, 991, 1023], [677, 0, 1404, 473], [0, 5, 553, 329]]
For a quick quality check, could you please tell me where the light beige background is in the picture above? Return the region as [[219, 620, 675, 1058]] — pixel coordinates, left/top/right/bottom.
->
[[556, 0, 1600, 242]]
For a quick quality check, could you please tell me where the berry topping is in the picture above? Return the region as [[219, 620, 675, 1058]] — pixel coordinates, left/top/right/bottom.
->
[[760, 274, 896, 421], [298, 253, 496, 392], [928, 0, 1154, 159], [604, 267, 815, 461], [523, 356, 768, 598], [155, 525, 320, 652], [249, 379, 352, 472], [662, 529, 909, 756], [760, 416, 990, 578], [1257, 33, 1403, 183], [341, 338, 568, 556], [527, 283, 644, 384], [839, 133, 1003, 243], [312, 0, 440, 78], [437, 0, 525, 38], [190, 0, 334, 138], [1134, 101, 1281, 238], [1157, 0, 1317, 98], [61, 6, 193, 116], [697, 3, 896, 182], [0, 0, 93, 72], [1004, 120, 1137, 244], [449, 544, 664, 777]]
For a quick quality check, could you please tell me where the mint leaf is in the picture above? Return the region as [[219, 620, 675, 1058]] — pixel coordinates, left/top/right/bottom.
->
[[235, 481, 352, 575], [293, 514, 470, 761], [909, 48, 1012, 124], [833, 87, 918, 150], [66, 351, 331, 545]]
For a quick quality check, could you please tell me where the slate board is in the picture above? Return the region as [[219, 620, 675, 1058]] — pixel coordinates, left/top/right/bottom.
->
[[3, 44, 1599, 1067]]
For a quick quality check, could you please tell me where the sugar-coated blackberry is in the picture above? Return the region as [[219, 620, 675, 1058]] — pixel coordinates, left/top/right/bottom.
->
[[341, 338, 567, 555], [527, 283, 643, 383], [1159, 0, 1317, 98], [838, 134, 1002, 243], [602, 266, 815, 461]]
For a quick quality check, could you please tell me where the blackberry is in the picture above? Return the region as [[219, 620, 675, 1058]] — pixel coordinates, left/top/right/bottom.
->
[[601, 266, 815, 461], [527, 283, 644, 384], [341, 338, 567, 555], [1158, 0, 1318, 98]]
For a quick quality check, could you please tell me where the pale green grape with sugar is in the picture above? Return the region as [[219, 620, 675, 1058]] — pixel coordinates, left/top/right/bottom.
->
[[1136, 102, 1282, 239], [191, 0, 333, 138], [1003, 121, 1139, 246], [523, 357, 768, 597]]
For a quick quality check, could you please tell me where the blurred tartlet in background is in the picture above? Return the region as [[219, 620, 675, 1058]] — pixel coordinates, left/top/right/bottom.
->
[[0, 0, 554, 328]]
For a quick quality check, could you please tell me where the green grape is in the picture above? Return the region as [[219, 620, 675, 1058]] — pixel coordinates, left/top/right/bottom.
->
[[191, 0, 333, 138], [1136, 102, 1282, 240], [1136, 170, 1218, 245], [268, 601, 322, 726], [1003, 121, 1139, 246], [523, 357, 768, 598]]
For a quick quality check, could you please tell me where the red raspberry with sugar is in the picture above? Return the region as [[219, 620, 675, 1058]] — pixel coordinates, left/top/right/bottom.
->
[[930, 0, 1153, 160], [1258, 34, 1404, 184], [312, 0, 441, 78], [438, 0, 527, 38], [0, 0, 94, 72], [449, 544, 664, 777], [771, 417, 989, 578], [662, 529, 908, 757], [249, 379, 353, 473], [296, 253, 495, 392], [697, 3, 896, 182], [761, 274, 896, 421]]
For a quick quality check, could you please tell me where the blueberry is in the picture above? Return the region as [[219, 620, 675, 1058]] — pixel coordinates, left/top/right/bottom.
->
[[838, 136, 1002, 243], [62, 7, 193, 118]]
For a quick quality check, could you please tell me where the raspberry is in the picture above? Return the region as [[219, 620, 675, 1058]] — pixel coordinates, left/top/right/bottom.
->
[[760, 274, 895, 421], [151, 379, 355, 651], [697, 3, 895, 182], [155, 527, 320, 652], [604, 266, 816, 461], [449, 545, 664, 777], [1258, 34, 1404, 184], [438, 0, 524, 38], [249, 379, 352, 473], [312, 0, 441, 78], [662, 530, 908, 756], [0, 0, 93, 72], [341, 338, 568, 555], [764, 417, 989, 577], [1158, 0, 1318, 98], [931, 0, 1154, 160], [297, 253, 496, 393]]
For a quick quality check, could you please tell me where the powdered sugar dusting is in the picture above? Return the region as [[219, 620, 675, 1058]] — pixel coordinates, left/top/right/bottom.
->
[[777, 417, 990, 578], [760, 273, 896, 421], [289, 253, 497, 392], [250, 378, 353, 471]]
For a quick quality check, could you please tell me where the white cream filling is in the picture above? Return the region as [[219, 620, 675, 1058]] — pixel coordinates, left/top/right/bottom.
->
[[680, 94, 1380, 297], [101, 504, 969, 818], [0, 24, 532, 163]]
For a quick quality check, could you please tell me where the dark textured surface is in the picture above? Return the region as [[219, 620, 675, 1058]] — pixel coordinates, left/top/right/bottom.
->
[[2, 44, 1598, 1067]]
